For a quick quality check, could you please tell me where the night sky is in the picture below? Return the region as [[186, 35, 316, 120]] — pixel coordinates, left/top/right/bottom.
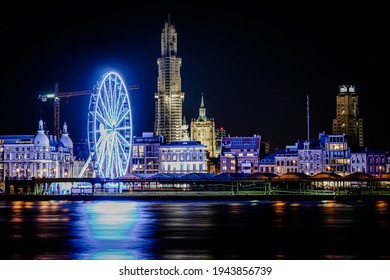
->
[[1, 4, 389, 151]]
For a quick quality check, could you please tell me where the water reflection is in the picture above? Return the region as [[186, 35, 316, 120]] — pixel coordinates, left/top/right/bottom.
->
[[1, 199, 390, 260], [70, 201, 154, 260]]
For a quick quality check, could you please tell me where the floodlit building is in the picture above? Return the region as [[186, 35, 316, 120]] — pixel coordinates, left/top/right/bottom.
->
[[275, 144, 299, 175], [154, 17, 185, 144], [321, 133, 351, 176], [350, 150, 367, 173], [220, 135, 261, 174], [159, 141, 207, 174], [259, 153, 275, 174], [366, 149, 387, 176], [0, 120, 74, 190], [190, 93, 216, 158], [131, 132, 164, 174], [298, 140, 323, 176], [332, 85, 364, 148]]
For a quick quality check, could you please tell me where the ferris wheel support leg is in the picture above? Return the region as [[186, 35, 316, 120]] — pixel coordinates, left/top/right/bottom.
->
[[78, 154, 93, 178]]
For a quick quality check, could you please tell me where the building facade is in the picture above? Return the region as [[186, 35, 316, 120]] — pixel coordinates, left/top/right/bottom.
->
[[298, 140, 323, 176], [274, 145, 299, 175], [332, 85, 364, 148], [259, 153, 275, 174], [131, 132, 164, 174], [220, 135, 261, 174], [159, 141, 207, 174], [154, 17, 185, 144], [366, 150, 387, 176], [350, 151, 367, 173], [0, 120, 74, 189], [190, 93, 216, 158], [321, 133, 351, 175]]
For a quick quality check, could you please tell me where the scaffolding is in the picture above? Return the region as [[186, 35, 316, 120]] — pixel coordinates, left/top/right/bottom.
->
[[154, 19, 184, 144]]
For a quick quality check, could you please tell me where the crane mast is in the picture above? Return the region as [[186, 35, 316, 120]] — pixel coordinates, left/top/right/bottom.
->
[[38, 82, 140, 139]]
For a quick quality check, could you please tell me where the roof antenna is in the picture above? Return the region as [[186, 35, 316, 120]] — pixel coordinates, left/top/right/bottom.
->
[[306, 95, 310, 141]]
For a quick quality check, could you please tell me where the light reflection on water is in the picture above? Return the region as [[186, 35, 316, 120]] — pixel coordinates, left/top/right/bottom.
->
[[0, 199, 390, 260]]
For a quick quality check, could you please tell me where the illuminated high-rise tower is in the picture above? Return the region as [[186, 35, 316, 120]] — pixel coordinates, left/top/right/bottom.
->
[[154, 16, 184, 144], [332, 85, 364, 148]]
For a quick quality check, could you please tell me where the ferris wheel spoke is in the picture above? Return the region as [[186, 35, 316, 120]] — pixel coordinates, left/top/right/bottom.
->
[[112, 84, 120, 117], [115, 136, 127, 160], [96, 110, 112, 129], [112, 142, 121, 176], [95, 132, 108, 151], [110, 78, 119, 117], [116, 138, 129, 164], [102, 83, 114, 119], [113, 92, 125, 123], [116, 131, 131, 147], [115, 145, 127, 175], [98, 140, 112, 177], [115, 126, 131, 131], [95, 133, 111, 164], [116, 107, 131, 127], [98, 93, 112, 125], [108, 83, 122, 124]]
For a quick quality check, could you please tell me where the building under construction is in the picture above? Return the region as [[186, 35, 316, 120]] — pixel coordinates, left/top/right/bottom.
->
[[154, 17, 184, 144]]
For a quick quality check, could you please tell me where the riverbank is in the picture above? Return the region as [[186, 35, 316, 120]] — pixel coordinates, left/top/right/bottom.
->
[[2, 192, 390, 202]]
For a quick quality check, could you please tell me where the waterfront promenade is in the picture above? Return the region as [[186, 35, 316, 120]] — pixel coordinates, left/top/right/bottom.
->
[[3, 171, 390, 201], [2, 190, 390, 202]]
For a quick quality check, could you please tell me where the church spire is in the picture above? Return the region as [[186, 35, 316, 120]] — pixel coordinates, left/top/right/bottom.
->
[[197, 93, 207, 122]]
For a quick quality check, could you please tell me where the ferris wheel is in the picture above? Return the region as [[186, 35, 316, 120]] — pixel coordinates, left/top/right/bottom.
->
[[87, 71, 133, 179]]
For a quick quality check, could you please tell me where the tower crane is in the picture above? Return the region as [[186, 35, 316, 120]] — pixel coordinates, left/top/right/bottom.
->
[[38, 82, 140, 139]]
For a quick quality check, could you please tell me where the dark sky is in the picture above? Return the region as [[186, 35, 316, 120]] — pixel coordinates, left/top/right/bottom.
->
[[1, 4, 389, 151]]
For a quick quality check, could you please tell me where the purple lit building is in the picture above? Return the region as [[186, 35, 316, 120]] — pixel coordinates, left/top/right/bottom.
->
[[366, 149, 388, 176], [219, 135, 261, 174]]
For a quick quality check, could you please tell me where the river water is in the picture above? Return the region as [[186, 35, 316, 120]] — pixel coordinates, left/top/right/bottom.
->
[[0, 199, 389, 260]]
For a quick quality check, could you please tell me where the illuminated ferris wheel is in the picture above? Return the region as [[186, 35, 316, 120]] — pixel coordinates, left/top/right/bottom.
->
[[87, 71, 132, 178]]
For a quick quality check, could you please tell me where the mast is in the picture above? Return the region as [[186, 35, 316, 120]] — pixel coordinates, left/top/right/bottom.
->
[[307, 95, 310, 141]]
